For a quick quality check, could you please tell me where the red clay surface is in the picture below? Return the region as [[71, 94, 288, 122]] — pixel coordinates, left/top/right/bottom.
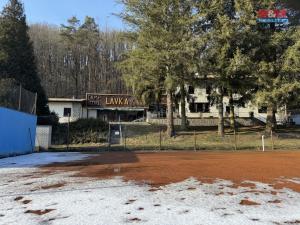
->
[[240, 199, 260, 206], [43, 151, 300, 192], [25, 209, 55, 215]]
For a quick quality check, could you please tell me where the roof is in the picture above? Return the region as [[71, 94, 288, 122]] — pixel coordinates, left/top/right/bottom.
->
[[48, 98, 85, 103], [91, 107, 147, 111]]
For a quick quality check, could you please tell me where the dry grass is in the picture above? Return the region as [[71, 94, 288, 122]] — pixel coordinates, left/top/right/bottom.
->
[[123, 124, 300, 151], [49, 124, 300, 151]]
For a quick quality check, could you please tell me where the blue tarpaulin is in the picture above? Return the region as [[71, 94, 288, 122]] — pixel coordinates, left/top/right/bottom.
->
[[0, 107, 37, 158]]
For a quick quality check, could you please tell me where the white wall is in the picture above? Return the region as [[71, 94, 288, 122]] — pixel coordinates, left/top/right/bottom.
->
[[179, 87, 273, 122], [189, 88, 210, 103], [48, 102, 83, 123], [87, 109, 97, 119], [35, 126, 52, 150]]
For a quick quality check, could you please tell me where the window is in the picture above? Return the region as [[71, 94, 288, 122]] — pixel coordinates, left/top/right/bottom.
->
[[240, 102, 246, 108], [97, 110, 101, 119], [258, 106, 267, 114], [189, 103, 210, 113], [63, 108, 71, 117], [188, 86, 195, 94], [223, 88, 228, 96], [206, 86, 212, 95], [226, 106, 230, 114]]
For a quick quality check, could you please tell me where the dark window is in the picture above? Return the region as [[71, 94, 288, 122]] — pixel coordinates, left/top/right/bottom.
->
[[188, 86, 195, 94], [97, 110, 101, 118], [63, 108, 71, 117], [240, 102, 246, 108], [226, 106, 230, 114], [203, 103, 210, 113], [223, 88, 228, 96], [258, 106, 267, 114], [189, 103, 210, 113], [189, 103, 195, 112], [206, 86, 212, 95]]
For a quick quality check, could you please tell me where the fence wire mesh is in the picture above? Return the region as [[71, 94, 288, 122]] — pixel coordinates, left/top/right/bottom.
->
[[104, 122, 300, 152], [0, 79, 36, 114], [47, 118, 300, 152]]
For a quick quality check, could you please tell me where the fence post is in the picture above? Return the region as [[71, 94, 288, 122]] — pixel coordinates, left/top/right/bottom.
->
[[119, 115, 122, 145], [28, 128, 34, 152], [262, 135, 265, 152], [67, 113, 70, 151], [34, 92, 37, 115], [271, 130, 274, 151], [124, 125, 127, 151], [194, 130, 197, 151], [18, 84, 22, 111], [234, 129, 237, 151], [159, 126, 162, 151], [108, 123, 111, 151]]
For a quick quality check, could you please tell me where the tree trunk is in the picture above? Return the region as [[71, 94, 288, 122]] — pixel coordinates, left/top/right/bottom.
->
[[180, 83, 187, 130], [75, 74, 79, 98], [218, 94, 225, 137], [266, 105, 277, 133], [167, 90, 175, 137], [229, 92, 236, 131]]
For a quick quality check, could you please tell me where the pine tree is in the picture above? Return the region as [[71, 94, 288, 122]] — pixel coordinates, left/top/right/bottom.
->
[[0, 0, 49, 115], [60, 16, 82, 98], [118, 0, 199, 136], [255, 27, 300, 132], [197, 0, 256, 136], [251, 0, 300, 133]]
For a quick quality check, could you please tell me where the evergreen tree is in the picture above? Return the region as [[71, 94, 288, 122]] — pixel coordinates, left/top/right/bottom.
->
[[249, 0, 300, 132], [60, 16, 82, 98], [0, 0, 49, 115], [255, 27, 300, 132], [118, 0, 200, 136], [197, 0, 256, 136]]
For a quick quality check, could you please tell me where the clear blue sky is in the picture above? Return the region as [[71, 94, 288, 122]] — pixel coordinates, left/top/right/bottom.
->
[[0, 0, 125, 30]]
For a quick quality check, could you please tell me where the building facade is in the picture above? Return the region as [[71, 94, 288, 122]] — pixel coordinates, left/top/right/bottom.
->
[[177, 86, 289, 124], [48, 89, 295, 125], [48, 94, 147, 123]]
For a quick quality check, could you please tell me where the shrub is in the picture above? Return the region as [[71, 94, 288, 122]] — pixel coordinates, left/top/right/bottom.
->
[[69, 118, 108, 132], [52, 118, 109, 145], [37, 112, 59, 126]]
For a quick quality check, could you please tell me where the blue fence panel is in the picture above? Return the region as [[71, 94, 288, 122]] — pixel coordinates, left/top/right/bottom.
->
[[0, 107, 37, 158]]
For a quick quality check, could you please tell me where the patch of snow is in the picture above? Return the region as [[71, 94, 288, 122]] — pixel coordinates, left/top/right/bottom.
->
[[0, 153, 89, 169], [1, 153, 300, 225]]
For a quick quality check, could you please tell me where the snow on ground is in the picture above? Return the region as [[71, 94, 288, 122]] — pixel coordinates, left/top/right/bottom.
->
[[0, 152, 90, 169], [1, 153, 300, 225]]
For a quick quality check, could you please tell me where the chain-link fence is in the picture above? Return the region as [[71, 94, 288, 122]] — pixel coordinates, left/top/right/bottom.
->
[[0, 79, 37, 114], [105, 122, 300, 152], [50, 118, 108, 151], [45, 118, 300, 152]]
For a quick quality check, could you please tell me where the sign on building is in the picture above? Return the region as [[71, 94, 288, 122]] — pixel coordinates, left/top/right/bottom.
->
[[86, 94, 146, 108]]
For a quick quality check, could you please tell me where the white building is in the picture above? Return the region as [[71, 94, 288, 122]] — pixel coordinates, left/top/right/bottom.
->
[[178, 86, 289, 124], [48, 90, 295, 125], [48, 94, 146, 123], [48, 98, 86, 123]]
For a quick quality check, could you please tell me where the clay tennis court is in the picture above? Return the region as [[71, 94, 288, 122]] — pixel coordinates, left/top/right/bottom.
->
[[2, 152, 300, 225], [43, 151, 300, 192]]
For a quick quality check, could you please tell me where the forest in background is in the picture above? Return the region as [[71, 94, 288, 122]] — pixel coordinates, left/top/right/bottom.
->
[[29, 17, 132, 99], [28, 0, 300, 100]]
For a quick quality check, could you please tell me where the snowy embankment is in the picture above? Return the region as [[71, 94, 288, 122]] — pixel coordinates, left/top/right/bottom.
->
[[0, 153, 300, 225]]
